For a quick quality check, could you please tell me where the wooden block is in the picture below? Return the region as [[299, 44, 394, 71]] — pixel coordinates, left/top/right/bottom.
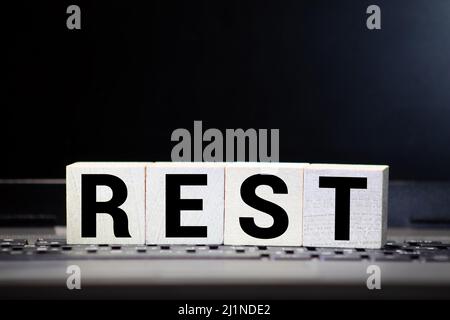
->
[[224, 163, 308, 246], [146, 162, 225, 245], [303, 164, 389, 249], [66, 162, 146, 244]]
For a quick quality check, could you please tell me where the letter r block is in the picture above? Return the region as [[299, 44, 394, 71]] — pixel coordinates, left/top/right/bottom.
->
[[66, 162, 146, 244], [303, 164, 389, 249], [146, 162, 225, 245], [224, 163, 308, 246]]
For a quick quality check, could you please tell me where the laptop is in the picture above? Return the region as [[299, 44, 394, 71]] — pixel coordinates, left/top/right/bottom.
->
[[1, 179, 450, 299], [2, 0, 450, 300]]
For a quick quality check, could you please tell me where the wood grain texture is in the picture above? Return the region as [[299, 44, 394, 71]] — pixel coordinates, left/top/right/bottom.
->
[[303, 164, 389, 248], [146, 162, 225, 244], [66, 162, 146, 244], [224, 162, 308, 246]]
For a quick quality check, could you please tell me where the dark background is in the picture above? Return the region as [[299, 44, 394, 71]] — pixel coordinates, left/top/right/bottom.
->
[[4, 0, 450, 180]]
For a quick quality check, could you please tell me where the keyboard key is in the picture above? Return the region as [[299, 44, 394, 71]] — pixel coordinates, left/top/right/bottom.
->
[[86, 247, 98, 253], [273, 254, 311, 261], [322, 255, 362, 261], [375, 254, 412, 262], [36, 239, 65, 246], [425, 255, 450, 262], [36, 247, 48, 254]]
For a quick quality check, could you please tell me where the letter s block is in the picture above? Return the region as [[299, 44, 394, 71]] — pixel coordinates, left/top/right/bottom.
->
[[66, 162, 146, 244], [224, 163, 308, 246], [303, 164, 389, 249], [146, 162, 225, 245]]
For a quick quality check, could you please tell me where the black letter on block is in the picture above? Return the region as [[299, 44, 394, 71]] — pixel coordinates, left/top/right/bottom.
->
[[319, 177, 367, 241], [240, 174, 289, 239], [81, 174, 130, 238], [166, 174, 208, 237]]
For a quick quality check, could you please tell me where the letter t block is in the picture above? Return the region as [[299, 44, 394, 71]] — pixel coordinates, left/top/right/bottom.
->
[[303, 164, 389, 249], [66, 162, 146, 244]]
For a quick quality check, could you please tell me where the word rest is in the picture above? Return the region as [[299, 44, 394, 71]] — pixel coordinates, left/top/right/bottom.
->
[[66, 162, 389, 248]]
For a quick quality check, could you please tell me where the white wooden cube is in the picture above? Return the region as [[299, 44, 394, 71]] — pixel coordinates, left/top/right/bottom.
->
[[303, 164, 389, 248], [146, 162, 225, 245], [224, 162, 308, 246], [66, 162, 146, 244]]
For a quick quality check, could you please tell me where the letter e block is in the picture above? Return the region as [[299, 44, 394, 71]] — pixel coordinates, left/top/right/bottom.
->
[[146, 162, 225, 245]]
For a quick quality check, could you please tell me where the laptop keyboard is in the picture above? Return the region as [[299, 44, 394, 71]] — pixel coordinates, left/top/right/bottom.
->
[[0, 239, 449, 262]]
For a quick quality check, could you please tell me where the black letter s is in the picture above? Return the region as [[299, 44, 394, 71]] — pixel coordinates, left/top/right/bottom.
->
[[239, 174, 289, 239]]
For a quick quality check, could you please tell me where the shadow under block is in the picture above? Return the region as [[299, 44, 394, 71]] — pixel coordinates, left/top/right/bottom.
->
[[302, 164, 389, 249], [146, 162, 225, 245], [224, 163, 308, 246], [66, 162, 146, 244]]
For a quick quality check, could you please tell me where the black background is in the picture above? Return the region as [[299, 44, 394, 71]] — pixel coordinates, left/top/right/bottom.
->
[[4, 0, 450, 180]]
